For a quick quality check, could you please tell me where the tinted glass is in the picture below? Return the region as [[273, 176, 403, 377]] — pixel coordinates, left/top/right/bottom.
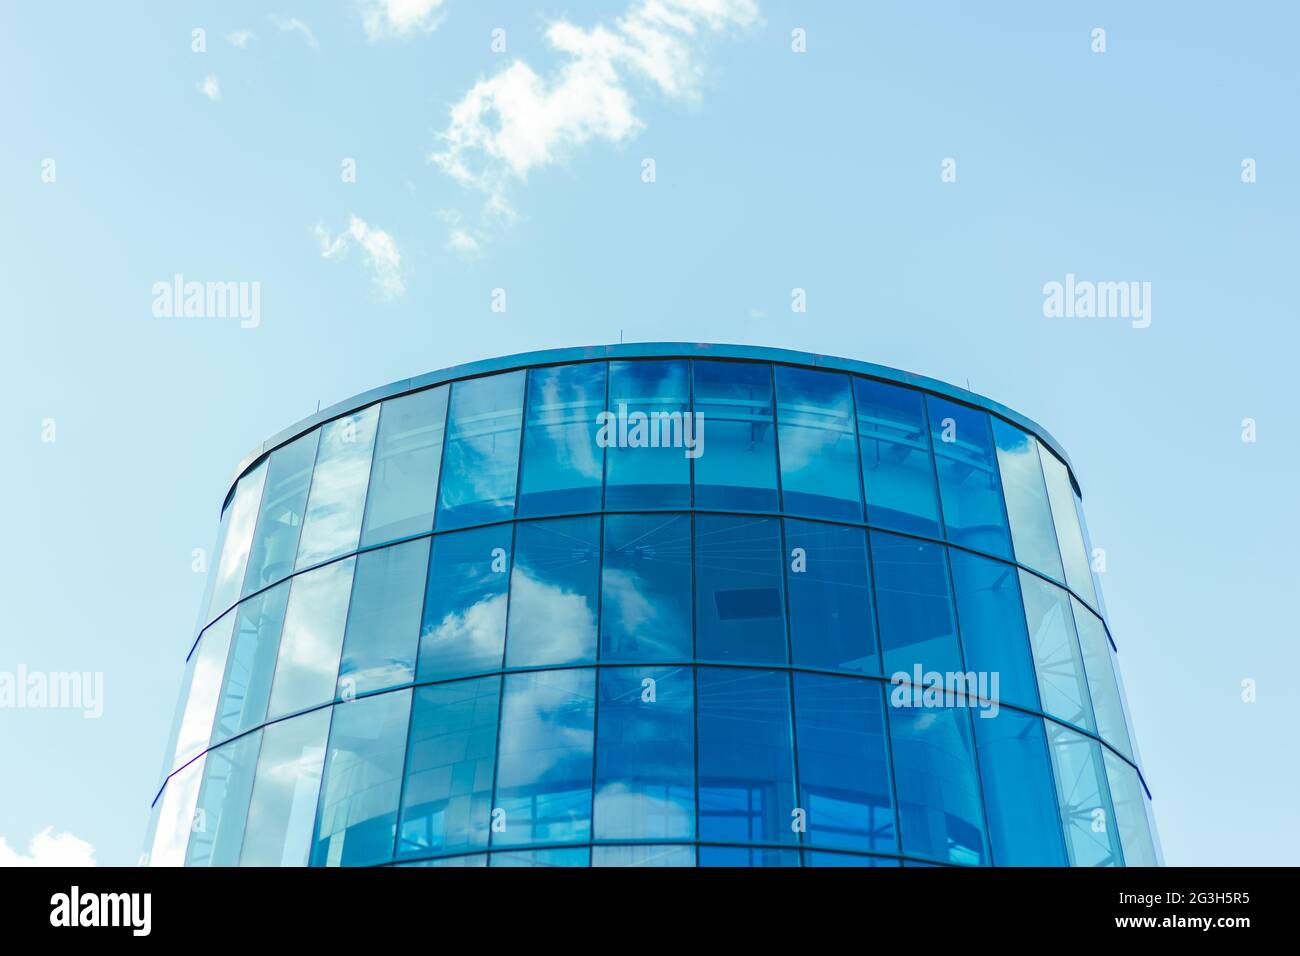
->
[[417, 525, 511, 680], [594, 666, 695, 840], [698, 846, 800, 867], [1039, 446, 1098, 607], [295, 407, 379, 569], [591, 845, 695, 867], [360, 386, 448, 547], [212, 581, 289, 743], [172, 612, 236, 770], [691, 360, 778, 510], [1104, 751, 1158, 867], [695, 515, 786, 664], [337, 538, 429, 697], [493, 669, 596, 847], [785, 519, 876, 673], [927, 397, 1012, 559], [948, 549, 1039, 710], [992, 419, 1065, 580], [805, 851, 899, 867], [490, 847, 590, 867], [855, 377, 942, 536], [1044, 720, 1122, 866], [267, 557, 356, 718], [505, 516, 600, 667], [1073, 597, 1133, 759], [186, 730, 261, 866], [774, 366, 862, 521], [312, 688, 412, 867], [603, 360, 691, 508], [793, 673, 894, 852], [149, 754, 206, 867], [243, 432, 318, 596], [209, 461, 267, 618], [398, 676, 500, 857], [436, 371, 525, 529], [973, 710, 1067, 866], [696, 667, 797, 845], [871, 531, 961, 678], [599, 513, 692, 661], [517, 362, 606, 516], [1020, 571, 1095, 732], [240, 707, 331, 866]]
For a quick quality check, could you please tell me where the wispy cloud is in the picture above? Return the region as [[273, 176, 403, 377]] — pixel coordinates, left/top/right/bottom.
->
[[314, 216, 405, 299], [430, 0, 758, 243], [227, 29, 256, 50], [359, 0, 448, 41], [271, 15, 320, 49], [198, 74, 221, 101], [0, 828, 96, 867]]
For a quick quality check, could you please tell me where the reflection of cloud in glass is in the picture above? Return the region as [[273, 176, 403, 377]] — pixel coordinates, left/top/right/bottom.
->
[[593, 782, 693, 839], [151, 756, 205, 866], [601, 567, 686, 657], [296, 410, 378, 567], [506, 569, 596, 664], [536, 371, 602, 481], [422, 591, 507, 661], [269, 559, 355, 714]]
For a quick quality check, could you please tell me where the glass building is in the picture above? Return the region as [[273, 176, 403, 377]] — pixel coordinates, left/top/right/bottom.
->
[[144, 344, 1159, 867]]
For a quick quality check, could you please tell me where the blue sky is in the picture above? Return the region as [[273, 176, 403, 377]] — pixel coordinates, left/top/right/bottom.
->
[[1, 0, 1296, 866]]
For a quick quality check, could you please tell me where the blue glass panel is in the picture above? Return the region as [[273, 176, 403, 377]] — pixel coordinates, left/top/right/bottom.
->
[[243, 431, 318, 596], [599, 513, 692, 661], [186, 730, 262, 866], [785, 519, 876, 673], [774, 365, 863, 521], [517, 362, 606, 516], [172, 611, 236, 770], [805, 852, 899, 867], [793, 673, 895, 852], [266, 558, 356, 718], [336, 538, 429, 697], [1103, 751, 1158, 867], [505, 516, 600, 667], [490, 847, 590, 867], [603, 360, 692, 508], [594, 666, 695, 840], [212, 580, 289, 743], [1044, 720, 1122, 866], [888, 703, 988, 865], [926, 397, 1012, 559], [691, 359, 778, 511], [417, 525, 511, 681], [436, 371, 525, 530], [493, 669, 595, 847], [972, 710, 1067, 866], [991, 420, 1065, 581], [401, 854, 487, 867], [592, 845, 695, 867], [696, 667, 797, 845], [360, 386, 448, 547], [1019, 571, 1095, 732], [209, 461, 267, 618], [948, 549, 1039, 710], [295, 407, 379, 569], [1074, 488, 1109, 618], [1073, 597, 1133, 759], [870, 531, 961, 678], [149, 753, 207, 866], [854, 377, 942, 537], [695, 514, 786, 664], [240, 708, 331, 866], [697, 846, 800, 867], [398, 676, 500, 857], [1038, 445, 1098, 608]]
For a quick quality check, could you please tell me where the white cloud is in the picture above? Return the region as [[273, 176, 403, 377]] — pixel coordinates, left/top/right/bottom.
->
[[270, 15, 319, 49], [359, 0, 448, 41], [314, 216, 405, 299], [0, 828, 96, 867], [430, 0, 758, 240], [227, 29, 256, 49], [198, 74, 221, 101]]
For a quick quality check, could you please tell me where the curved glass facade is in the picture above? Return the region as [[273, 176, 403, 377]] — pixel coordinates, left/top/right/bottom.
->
[[145, 346, 1158, 868]]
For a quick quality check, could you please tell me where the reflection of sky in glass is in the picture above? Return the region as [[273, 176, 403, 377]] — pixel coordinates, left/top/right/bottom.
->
[[1045, 722, 1121, 867], [295, 407, 379, 569], [600, 513, 691, 661], [775, 366, 862, 521], [1020, 571, 1095, 733], [505, 517, 599, 667], [991, 419, 1065, 581], [240, 708, 331, 867], [149, 754, 206, 867], [437, 371, 525, 528], [172, 611, 235, 769], [267, 557, 356, 718], [208, 461, 267, 618], [518, 363, 605, 515]]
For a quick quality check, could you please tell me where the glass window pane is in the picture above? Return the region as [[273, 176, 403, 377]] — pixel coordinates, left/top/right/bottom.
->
[[973, 710, 1067, 866], [695, 515, 786, 664], [267, 558, 356, 719], [239, 708, 331, 867], [209, 461, 267, 618], [871, 531, 961, 678], [1044, 720, 1122, 866], [493, 669, 596, 847], [592, 845, 695, 867], [855, 378, 942, 536], [172, 611, 236, 770], [948, 550, 1039, 710], [1039, 446, 1098, 607], [243, 431, 319, 597], [603, 360, 691, 508], [401, 854, 487, 867], [696, 667, 797, 845], [786, 519, 876, 674], [312, 688, 412, 867], [518, 363, 606, 516], [295, 407, 380, 569], [186, 730, 262, 866], [490, 847, 590, 867], [360, 386, 448, 547], [992, 420, 1065, 580], [1074, 488, 1109, 618], [698, 846, 800, 867], [927, 397, 1012, 559], [774, 366, 862, 521], [337, 538, 429, 697], [398, 676, 500, 858], [418, 525, 511, 681], [1103, 752, 1158, 867], [600, 513, 692, 661], [594, 666, 695, 840], [505, 516, 600, 667], [436, 371, 525, 530], [691, 360, 778, 511], [212, 581, 290, 744], [1072, 597, 1132, 760], [794, 673, 895, 852], [888, 703, 988, 865], [149, 754, 206, 867], [1020, 571, 1095, 732], [805, 851, 899, 867]]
